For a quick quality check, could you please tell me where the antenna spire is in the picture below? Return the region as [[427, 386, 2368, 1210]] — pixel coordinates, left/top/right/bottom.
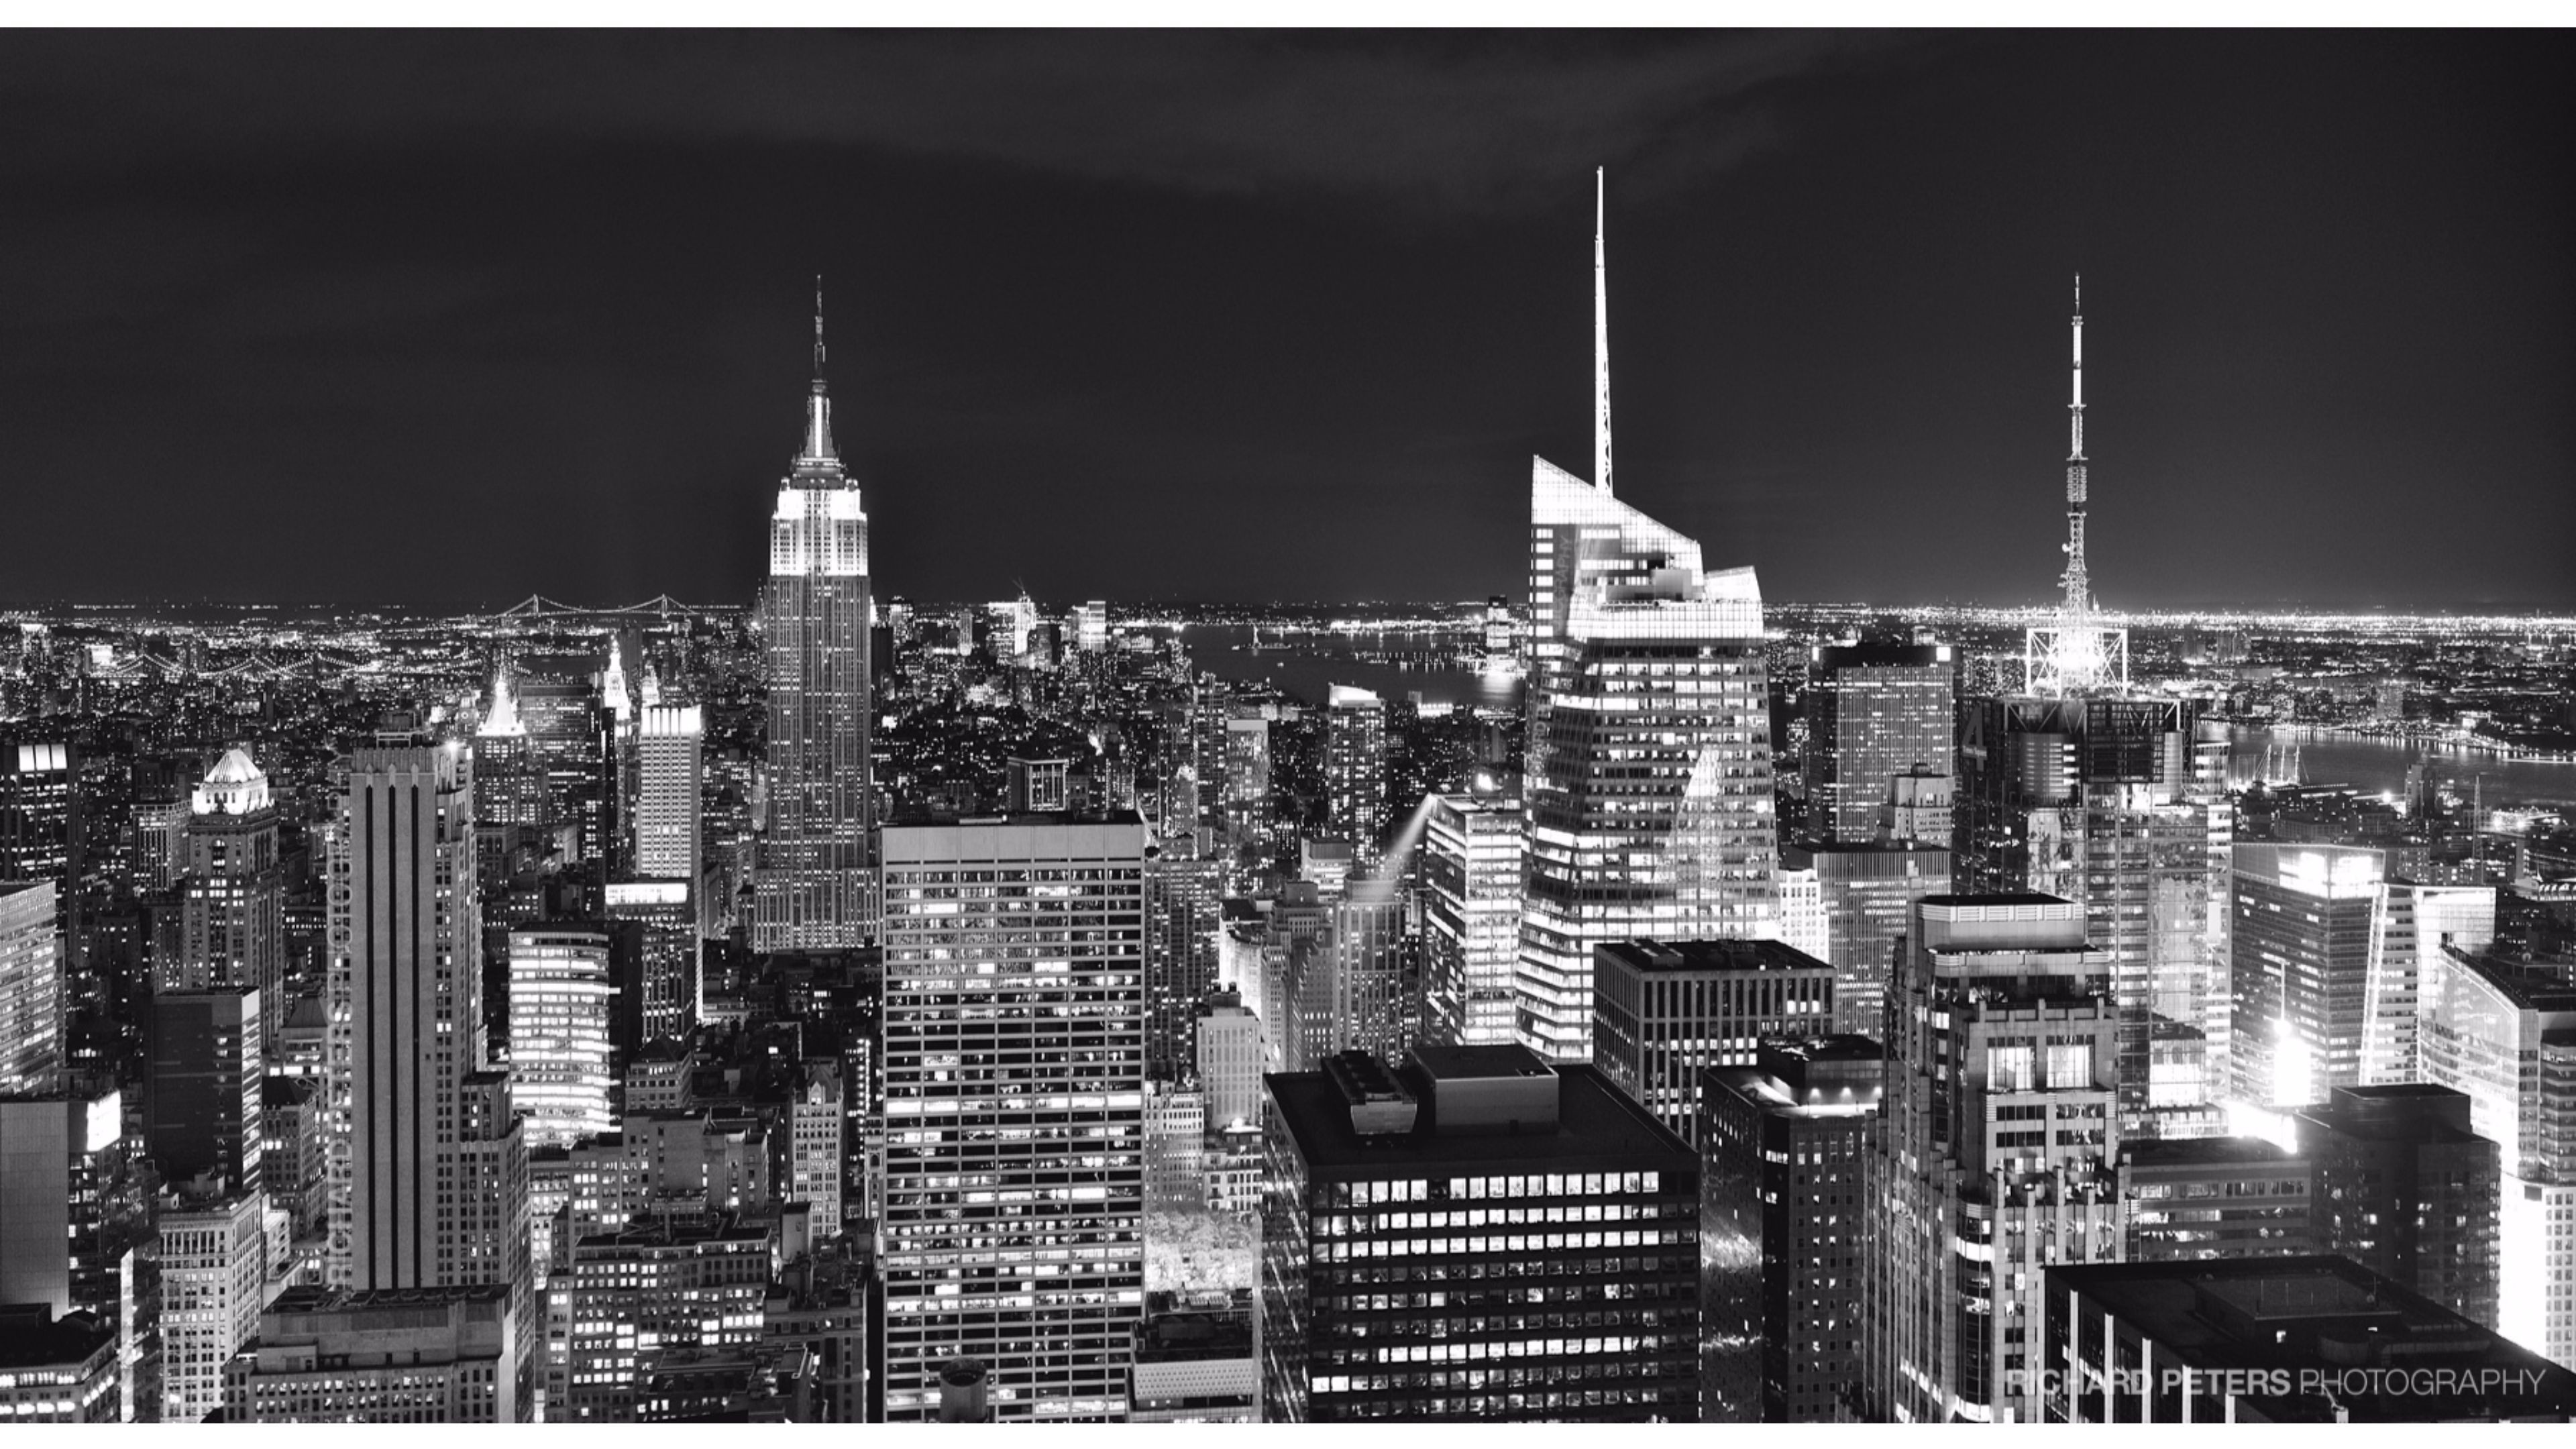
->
[[2063, 274, 2088, 616], [798, 275, 837, 464], [1593, 166, 1613, 496]]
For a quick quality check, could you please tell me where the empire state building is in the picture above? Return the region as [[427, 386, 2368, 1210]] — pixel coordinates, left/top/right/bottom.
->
[[753, 289, 873, 950]]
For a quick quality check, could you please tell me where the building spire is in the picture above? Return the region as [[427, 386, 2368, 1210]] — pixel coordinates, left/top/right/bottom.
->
[[801, 274, 837, 463], [1594, 166, 1613, 496], [2061, 273, 2089, 617]]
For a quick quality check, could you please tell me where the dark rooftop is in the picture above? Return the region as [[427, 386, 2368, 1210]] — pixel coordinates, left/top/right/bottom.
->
[[2121, 1136, 2305, 1170], [0, 1305, 113, 1370], [1133, 1308, 1255, 1363], [1265, 1061, 1692, 1177], [2049, 1256, 2576, 1421], [1592, 937, 1832, 976]]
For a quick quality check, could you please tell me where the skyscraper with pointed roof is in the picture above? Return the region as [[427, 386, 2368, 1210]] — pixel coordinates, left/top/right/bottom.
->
[[1515, 171, 1780, 1063], [753, 282, 875, 951]]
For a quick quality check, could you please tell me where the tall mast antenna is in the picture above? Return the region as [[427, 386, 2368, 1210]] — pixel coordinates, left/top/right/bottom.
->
[[1594, 166, 1613, 497]]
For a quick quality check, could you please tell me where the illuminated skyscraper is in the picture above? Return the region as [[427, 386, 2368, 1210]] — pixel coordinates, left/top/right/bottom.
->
[[1323, 684, 1386, 857], [1803, 643, 1954, 845], [754, 286, 873, 951], [2415, 947, 2575, 1362], [635, 704, 704, 887], [1421, 776, 1524, 1046], [506, 926, 615, 1150], [2228, 843, 2385, 1110], [1591, 937, 1836, 1147], [1702, 1035, 1884, 1422], [1864, 894, 2124, 1424], [176, 748, 286, 1049], [1144, 853, 1222, 1083], [144, 987, 264, 1191], [325, 741, 533, 1414], [877, 813, 1147, 1421], [1517, 172, 1777, 1064], [0, 879, 58, 1096]]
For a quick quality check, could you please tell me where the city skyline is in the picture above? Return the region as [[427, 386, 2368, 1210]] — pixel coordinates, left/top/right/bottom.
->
[[3, 32, 2569, 610]]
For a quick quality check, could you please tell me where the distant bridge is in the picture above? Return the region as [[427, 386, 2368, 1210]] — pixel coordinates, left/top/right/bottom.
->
[[485, 593, 730, 623]]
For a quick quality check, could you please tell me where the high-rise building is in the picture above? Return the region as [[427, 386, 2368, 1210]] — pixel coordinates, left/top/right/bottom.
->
[[1258, 1043, 1700, 1421], [2367, 879, 2496, 1083], [1784, 841, 1951, 1036], [1324, 685, 1387, 857], [1864, 894, 2125, 1424], [1075, 600, 1110, 653], [635, 704, 704, 888], [329, 743, 492, 1289], [1517, 172, 1777, 1065], [156, 1188, 267, 1422], [1803, 642, 1954, 845], [2417, 947, 2576, 1365], [175, 749, 286, 1049], [144, 987, 264, 1192], [1701, 1035, 1883, 1423], [1591, 938, 1835, 1147], [1278, 876, 1409, 1073], [2040, 1256, 2576, 1422], [2297, 1083, 2501, 1331], [754, 292, 873, 951], [1195, 990, 1263, 1133], [506, 926, 616, 1150], [1421, 777, 1524, 1046], [877, 812, 1148, 1421], [1144, 853, 1223, 1083], [603, 881, 696, 1048], [2229, 843, 2385, 1109], [0, 741, 78, 957], [787, 1063, 843, 1240], [1216, 714, 1271, 881], [1960, 696, 2219, 1124], [0, 879, 59, 1096]]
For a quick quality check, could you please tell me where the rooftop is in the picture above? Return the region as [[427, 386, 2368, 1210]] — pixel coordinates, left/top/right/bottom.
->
[[1266, 1060, 1691, 1178], [1593, 937, 1832, 976]]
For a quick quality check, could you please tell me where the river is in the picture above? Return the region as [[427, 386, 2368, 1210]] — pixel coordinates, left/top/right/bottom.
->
[[1166, 624, 1523, 713], [2230, 726, 2576, 810]]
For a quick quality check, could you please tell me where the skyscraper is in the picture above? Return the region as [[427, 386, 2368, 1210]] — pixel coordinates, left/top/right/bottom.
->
[[2413, 949, 2573, 1360], [1864, 894, 2125, 1424], [1324, 684, 1387, 857], [2229, 843, 2385, 1110], [325, 739, 532, 1411], [1591, 937, 1835, 1147], [754, 288, 873, 951], [1783, 840, 1952, 1036], [2297, 1084, 2502, 1331], [0, 879, 58, 1097], [506, 926, 616, 1150], [144, 987, 264, 1191], [1701, 1035, 1884, 1422], [176, 748, 286, 1049], [877, 812, 1148, 1421], [1803, 642, 1954, 845], [1517, 178, 1776, 1064], [1258, 1044, 1699, 1421], [635, 703, 704, 888], [1144, 853, 1222, 1083], [1421, 777, 1524, 1046]]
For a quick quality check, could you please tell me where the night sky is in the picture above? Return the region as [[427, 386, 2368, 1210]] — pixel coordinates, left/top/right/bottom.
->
[[5, 31, 2570, 611]]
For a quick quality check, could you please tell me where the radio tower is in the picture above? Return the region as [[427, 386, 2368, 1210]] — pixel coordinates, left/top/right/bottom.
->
[[2026, 275, 2127, 696]]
